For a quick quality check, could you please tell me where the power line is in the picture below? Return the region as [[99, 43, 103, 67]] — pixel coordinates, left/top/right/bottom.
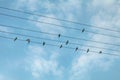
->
[[0, 12, 80, 30], [0, 30, 119, 52], [0, 24, 57, 35], [0, 6, 120, 33], [0, 35, 119, 57], [0, 12, 120, 39], [0, 24, 120, 47], [86, 30, 120, 39]]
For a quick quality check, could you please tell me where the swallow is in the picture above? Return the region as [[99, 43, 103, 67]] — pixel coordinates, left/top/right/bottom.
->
[[99, 51, 102, 54], [87, 49, 89, 53], [60, 45, 63, 48], [58, 34, 61, 38], [14, 37, 17, 42], [43, 42, 45, 46], [66, 40, 69, 45], [26, 39, 30, 44], [75, 47, 78, 51], [82, 28, 85, 33]]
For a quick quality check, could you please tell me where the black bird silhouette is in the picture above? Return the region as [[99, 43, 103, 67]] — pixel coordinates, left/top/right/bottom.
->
[[87, 49, 89, 53], [66, 40, 69, 45], [43, 42, 45, 46], [60, 45, 63, 48], [58, 34, 61, 38], [26, 39, 30, 44], [82, 28, 85, 33], [75, 47, 78, 51], [14, 37, 17, 42], [99, 51, 102, 54]]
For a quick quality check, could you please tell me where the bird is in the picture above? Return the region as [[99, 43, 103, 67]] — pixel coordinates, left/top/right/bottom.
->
[[65, 40, 69, 45], [14, 37, 17, 42], [82, 28, 85, 33], [75, 47, 78, 51], [87, 49, 89, 53], [26, 39, 30, 44], [43, 42, 45, 46], [60, 45, 63, 48], [99, 51, 102, 54], [58, 34, 61, 38]]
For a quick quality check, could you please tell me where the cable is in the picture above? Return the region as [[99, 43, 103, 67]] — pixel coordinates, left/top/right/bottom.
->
[[0, 12, 80, 30], [0, 35, 120, 57], [0, 24, 57, 35], [0, 12, 120, 39], [0, 30, 119, 52], [0, 24, 120, 47], [86, 30, 120, 39], [0, 6, 120, 33]]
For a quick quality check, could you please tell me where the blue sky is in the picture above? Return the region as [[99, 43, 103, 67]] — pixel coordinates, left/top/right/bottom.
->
[[0, 0, 120, 80]]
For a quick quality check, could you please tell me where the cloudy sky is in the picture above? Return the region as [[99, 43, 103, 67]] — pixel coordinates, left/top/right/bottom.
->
[[0, 0, 120, 80]]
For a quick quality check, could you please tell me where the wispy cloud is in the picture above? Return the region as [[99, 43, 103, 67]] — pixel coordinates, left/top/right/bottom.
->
[[14, 0, 38, 11], [11, 0, 120, 80], [69, 53, 115, 80], [69, 0, 120, 80], [0, 26, 8, 31], [35, 14, 65, 35], [25, 45, 63, 79], [14, 0, 82, 38], [89, 0, 120, 50]]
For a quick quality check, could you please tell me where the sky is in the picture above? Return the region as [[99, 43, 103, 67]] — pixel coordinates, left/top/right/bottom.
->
[[0, 0, 120, 80]]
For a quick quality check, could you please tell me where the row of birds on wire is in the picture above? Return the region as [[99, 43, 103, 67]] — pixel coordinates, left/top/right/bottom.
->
[[13, 36, 102, 54]]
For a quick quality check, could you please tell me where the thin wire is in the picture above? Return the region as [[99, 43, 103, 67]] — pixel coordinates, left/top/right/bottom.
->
[[0, 24, 57, 35], [0, 12, 80, 30], [0, 24, 120, 47], [0, 30, 119, 52], [0, 6, 120, 33], [86, 30, 120, 39], [0, 35, 120, 57], [0, 12, 120, 39]]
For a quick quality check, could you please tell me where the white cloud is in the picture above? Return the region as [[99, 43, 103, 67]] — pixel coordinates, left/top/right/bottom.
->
[[90, 0, 120, 46], [25, 45, 63, 79], [69, 0, 120, 80], [91, 0, 115, 7], [58, 0, 82, 20], [13, 0, 120, 80], [35, 14, 65, 35], [14, 0, 82, 38], [69, 53, 115, 80], [0, 26, 8, 31], [0, 26, 13, 36], [15, 0, 38, 11], [87, 0, 118, 11]]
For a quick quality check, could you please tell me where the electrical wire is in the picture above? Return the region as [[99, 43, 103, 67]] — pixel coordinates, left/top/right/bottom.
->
[[0, 12, 120, 39], [0, 30, 119, 52], [0, 6, 120, 33], [0, 24, 120, 46], [0, 35, 120, 57], [0, 24, 120, 47]]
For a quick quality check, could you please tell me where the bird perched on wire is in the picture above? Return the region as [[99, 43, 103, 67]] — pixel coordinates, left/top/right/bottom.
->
[[26, 39, 30, 44], [60, 45, 63, 48], [87, 49, 89, 53], [43, 42, 45, 46], [82, 28, 85, 33], [14, 37, 18, 42], [65, 40, 69, 45], [99, 51, 102, 54], [75, 47, 78, 51], [58, 34, 61, 38]]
